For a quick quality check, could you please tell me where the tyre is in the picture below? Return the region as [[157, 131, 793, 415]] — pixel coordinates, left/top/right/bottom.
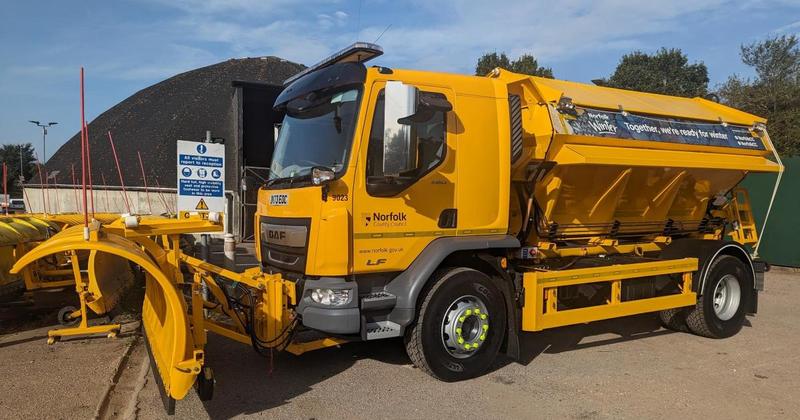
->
[[404, 267, 506, 381], [686, 255, 752, 338], [657, 307, 689, 332], [57, 306, 80, 327], [195, 366, 215, 401]]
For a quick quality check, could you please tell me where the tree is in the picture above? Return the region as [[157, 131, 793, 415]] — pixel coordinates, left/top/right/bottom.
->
[[0, 143, 37, 197], [717, 35, 800, 156], [475, 52, 554, 78], [600, 48, 709, 97], [510, 54, 554, 78], [476, 52, 511, 76]]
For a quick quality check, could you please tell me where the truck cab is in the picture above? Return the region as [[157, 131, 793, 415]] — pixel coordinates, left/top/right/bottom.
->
[[257, 43, 513, 337]]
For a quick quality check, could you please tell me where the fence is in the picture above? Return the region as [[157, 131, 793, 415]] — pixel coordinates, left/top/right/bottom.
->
[[742, 156, 800, 267]]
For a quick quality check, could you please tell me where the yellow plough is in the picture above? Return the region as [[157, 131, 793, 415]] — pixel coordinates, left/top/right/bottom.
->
[[10, 215, 334, 414], [0, 215, 61, 297], [0, 213, 136, 342]]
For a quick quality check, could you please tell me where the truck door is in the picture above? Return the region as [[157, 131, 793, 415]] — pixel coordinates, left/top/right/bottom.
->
[[353, 81, 457, 272]]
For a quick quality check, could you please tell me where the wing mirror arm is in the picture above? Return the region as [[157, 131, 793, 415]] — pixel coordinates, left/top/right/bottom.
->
[[312, 166, 335, 201]]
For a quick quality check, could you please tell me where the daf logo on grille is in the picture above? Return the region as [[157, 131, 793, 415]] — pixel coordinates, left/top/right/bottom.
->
[[268, 230, 286, 241], [261, 223, 307, 247]]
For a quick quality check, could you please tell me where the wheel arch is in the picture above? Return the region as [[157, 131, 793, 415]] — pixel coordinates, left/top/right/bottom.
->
[[385, 235, 519, 313], [384, 235, 520, 356]]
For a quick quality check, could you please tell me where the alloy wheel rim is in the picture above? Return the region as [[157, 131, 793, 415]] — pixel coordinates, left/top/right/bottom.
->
[[712, 274, 741, 321], [441, 295, 490, 358]]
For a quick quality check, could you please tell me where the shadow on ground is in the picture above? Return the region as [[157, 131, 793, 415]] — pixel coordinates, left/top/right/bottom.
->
[[517, 313, 675, 364], [199, 335, 410, 418], [0, 288, 78, 334], [197, 312, 687, 419]]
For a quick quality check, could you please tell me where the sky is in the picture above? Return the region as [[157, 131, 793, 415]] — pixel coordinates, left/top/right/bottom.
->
[[1, 0, 799, 161]]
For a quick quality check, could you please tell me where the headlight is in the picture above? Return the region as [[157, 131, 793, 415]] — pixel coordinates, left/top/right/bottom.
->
[[310, 288, 351, 306]]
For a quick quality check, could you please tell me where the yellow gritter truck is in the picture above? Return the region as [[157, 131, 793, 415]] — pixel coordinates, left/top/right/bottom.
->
[[10, 42, 784, 414], [257, 42, 781, 381]]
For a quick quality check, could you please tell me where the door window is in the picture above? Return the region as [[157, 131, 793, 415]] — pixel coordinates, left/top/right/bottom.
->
[[366, 89, 448, 196]]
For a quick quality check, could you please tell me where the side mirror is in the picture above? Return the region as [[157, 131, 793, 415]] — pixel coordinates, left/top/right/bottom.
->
[[382, 81, 419, 176], [311, 166, 335, 185], [273, 123, 282, 143]]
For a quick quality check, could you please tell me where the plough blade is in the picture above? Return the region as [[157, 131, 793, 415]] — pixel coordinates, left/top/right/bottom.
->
[[0, 216, 61, 294], [0, 216, 58, 245], [10, 228, 201, 407], [86, 250, 135, 314]]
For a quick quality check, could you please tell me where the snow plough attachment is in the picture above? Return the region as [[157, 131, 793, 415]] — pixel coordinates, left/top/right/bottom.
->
[[0, 215, 62, 297], [10, 221, 137, 342], [0, 213, 126, 299], [11, 215, 337, 414]]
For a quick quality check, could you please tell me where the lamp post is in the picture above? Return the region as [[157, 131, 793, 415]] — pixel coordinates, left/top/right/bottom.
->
[[28, 120, 57, 163], [18, 145, 25, 184]]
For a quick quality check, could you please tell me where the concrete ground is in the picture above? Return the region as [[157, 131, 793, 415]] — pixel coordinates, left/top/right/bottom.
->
[[1, 270, 798, 419]]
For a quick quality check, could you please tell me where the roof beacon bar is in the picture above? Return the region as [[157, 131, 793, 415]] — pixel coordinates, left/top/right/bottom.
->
[[283, 42, 383, 86]]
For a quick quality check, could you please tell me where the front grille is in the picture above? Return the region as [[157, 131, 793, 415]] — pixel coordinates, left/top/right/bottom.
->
[[259, 216, 311, 274]]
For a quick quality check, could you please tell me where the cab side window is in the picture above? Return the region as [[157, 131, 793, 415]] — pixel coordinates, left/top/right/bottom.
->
[[366, 90, 447, 196]]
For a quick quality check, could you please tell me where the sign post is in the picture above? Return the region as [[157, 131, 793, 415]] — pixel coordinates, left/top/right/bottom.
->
[[177, 140, 225, 220]]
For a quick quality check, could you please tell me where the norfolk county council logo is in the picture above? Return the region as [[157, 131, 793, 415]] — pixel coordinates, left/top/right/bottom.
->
[[362, 212, 407, 228]]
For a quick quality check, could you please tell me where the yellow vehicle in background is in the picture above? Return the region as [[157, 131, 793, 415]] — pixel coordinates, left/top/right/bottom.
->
[[257, 43, 781, 381]]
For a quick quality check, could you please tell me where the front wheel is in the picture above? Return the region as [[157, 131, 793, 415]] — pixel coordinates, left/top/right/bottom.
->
[[404, 267, 506, 381], [686, 255, 752, 338]]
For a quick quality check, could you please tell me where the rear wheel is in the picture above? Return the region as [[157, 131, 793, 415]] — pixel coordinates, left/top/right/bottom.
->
[[686, 255, 751, 338], [657, 307, 689, 332], [405, 267, 506, 381]]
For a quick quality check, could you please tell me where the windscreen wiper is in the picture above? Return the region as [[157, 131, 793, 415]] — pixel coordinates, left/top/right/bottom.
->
[[266, 176, 293, 187], [266, 173, 312, 187]]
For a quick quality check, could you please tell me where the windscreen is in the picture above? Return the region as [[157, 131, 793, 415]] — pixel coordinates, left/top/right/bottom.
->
[[269, 88, 361, 181]]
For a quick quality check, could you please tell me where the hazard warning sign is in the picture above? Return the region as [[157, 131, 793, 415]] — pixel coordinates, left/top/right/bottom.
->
[[177, 140, 225, 219]]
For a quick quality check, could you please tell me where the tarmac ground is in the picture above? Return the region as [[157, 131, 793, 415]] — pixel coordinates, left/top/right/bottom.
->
[[1, 269, 798, 419]]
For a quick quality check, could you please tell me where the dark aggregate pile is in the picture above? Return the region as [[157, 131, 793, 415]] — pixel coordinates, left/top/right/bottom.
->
[[36, 57, 305, 187]]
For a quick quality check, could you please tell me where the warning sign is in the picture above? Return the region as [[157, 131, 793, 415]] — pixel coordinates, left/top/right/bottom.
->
[[177, 140, 225, 218]]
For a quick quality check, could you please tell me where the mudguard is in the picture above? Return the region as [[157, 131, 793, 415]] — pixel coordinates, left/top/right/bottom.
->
[[10, 226, 201, 406]]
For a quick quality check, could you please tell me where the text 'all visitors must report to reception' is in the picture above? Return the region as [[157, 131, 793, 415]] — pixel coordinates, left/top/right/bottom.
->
[[176, 140, 225, 217]]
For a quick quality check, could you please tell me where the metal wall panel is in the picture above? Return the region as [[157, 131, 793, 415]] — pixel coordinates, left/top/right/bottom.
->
[[743, 157, 800, 267]]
